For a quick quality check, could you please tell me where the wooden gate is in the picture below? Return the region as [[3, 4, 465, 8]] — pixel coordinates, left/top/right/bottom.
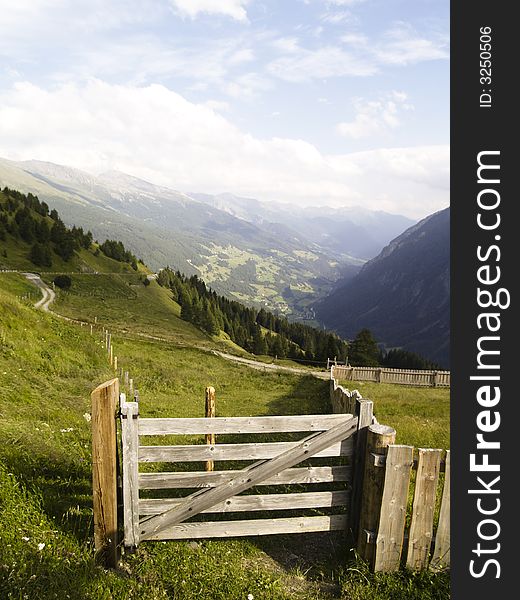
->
[[119, 393, 362, 547]]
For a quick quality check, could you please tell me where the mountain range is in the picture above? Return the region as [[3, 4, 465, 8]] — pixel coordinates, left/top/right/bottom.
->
[[0, 157, 413, 319], [315, 207, 450, 367]]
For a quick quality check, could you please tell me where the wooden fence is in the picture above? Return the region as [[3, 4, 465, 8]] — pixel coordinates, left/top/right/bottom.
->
[[91, 378, 449, 574], [330, 379, 450, 572], [331, 365, 450, 387], [121, 395, 360, 545]]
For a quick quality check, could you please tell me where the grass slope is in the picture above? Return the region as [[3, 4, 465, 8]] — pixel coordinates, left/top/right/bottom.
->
[[0, 274, 449, 599], [0, 231, 141, 275], [339, 381, 449, 450]]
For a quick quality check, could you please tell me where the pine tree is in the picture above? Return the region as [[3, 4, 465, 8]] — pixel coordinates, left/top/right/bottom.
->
[[29, 242, 52, 267], [349, 329, 380, 366]]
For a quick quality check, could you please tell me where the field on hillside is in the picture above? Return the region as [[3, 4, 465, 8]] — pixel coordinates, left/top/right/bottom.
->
[[46, 274, 255, 357], [0, 274, 449, 600], [338, 381, 450, 450]]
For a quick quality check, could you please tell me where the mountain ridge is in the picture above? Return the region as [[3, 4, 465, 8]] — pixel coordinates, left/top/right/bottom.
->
[[315, 207, 450, 367]]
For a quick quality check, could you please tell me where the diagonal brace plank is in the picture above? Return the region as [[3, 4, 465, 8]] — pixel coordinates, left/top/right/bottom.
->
[[139, 415, 358, 540]]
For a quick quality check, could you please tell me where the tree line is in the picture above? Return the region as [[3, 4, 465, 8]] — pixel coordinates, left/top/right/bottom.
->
[[0, 187, 137, 269], [157, 267, 349, 364], [157, 268, 442, 369]]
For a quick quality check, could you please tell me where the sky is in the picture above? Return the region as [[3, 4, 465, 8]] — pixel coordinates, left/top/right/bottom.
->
[[0, 0, 449, 219]]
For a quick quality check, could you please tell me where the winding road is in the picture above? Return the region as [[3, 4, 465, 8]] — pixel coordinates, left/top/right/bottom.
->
[[20, 271, 329, 379], [23, 272, 56, 311]]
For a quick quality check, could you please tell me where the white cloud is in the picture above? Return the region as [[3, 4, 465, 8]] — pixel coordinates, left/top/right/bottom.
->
[[169, 0, 250, 22], [267, 23, 447, 83], [267, 45, 376, 82], [0, 80, 448, 219], [372, 23, 449, 65], [337, 91, 413, 139]]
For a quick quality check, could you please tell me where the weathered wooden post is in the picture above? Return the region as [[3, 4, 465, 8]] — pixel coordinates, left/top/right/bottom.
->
[[373, 444, 414, 571], [129, 378, 134, 395], [120, 393, 140, 548], [431, 450, 451, 571], [110, 345, 113, 366], [114, 356, 118, 372], [406, 448, 442, 570], [356, 423, 396, 567], [205, 386, 216, 472], [90, 324, 93, 335], [349, 398, 374, 543], [91, 378, 119, 568]]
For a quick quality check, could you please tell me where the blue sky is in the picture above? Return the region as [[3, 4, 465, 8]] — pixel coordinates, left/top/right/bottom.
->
[[0, 0, 449, 218]]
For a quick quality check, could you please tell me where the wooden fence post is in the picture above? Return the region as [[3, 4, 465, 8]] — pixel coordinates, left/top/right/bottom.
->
[[373, 444, 414, 571], [91, 378, 119, 568], [205, 386, 216, 471], [349, 398, 373, 543], [120, 394, 140, 548], [432, 371, 439, 387], [431, 450, 450, 571], [406, 449, 442, 570], [356, 423, 396, 567]]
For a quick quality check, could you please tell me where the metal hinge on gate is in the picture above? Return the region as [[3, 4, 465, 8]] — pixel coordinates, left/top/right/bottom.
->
[[371, 452, 386, 467], [363, 529, 376, 544]]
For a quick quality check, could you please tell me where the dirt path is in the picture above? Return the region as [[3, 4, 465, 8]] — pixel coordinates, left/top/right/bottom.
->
[[20, 272, 329, 380], [211, 350, 330, 379], [22, 272, 56, 311]]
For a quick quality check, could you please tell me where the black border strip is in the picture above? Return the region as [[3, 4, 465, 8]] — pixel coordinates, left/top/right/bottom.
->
[[451, 2, 515, 596]]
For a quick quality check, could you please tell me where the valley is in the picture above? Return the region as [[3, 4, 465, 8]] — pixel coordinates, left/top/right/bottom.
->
[[0, 157, 412, 319], [0, 187, 449, 599]]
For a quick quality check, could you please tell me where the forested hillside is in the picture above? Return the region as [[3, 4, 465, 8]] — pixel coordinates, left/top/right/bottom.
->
[[0, 187, 140, 273], [157, 267, 349, 365]]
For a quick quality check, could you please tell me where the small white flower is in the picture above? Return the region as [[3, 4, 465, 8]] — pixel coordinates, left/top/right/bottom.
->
[[248, 595, 254, 600], [22, 537, 30, 542], [37, 543, 45, 551], [60, 428, 74, 433], [83, 413, 92, 422]]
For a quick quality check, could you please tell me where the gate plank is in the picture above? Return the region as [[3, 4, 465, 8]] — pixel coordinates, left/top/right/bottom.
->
[[139, 414, 353, 435], [139, 490, 349, 515], [139, 416, 358, 540], [146, 514, 348, 540], [138, 439, 353, 462], [139, 465, 352, 489], [120, 398, 140, 547]]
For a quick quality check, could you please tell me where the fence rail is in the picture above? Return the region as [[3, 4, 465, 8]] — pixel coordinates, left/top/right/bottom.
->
[[91, 378, 449, 574], [119, 394, 360, 546], [331, 365, 450, 387]]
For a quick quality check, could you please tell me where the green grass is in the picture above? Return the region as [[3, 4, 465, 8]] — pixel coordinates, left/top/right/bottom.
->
[[47, 273, 212, 344], [0, 230, 139, 275], [0, 271, 42, 302], [0, 274, 449, 599], [339, 381, 449, 450]]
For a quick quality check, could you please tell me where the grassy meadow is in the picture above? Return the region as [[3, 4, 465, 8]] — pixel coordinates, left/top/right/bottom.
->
[[338, 381, 449, 450], [0, 272, 449, 599]]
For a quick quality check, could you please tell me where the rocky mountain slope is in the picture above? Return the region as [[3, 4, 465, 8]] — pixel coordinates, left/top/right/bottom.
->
[[315, 207, 450, 367]]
